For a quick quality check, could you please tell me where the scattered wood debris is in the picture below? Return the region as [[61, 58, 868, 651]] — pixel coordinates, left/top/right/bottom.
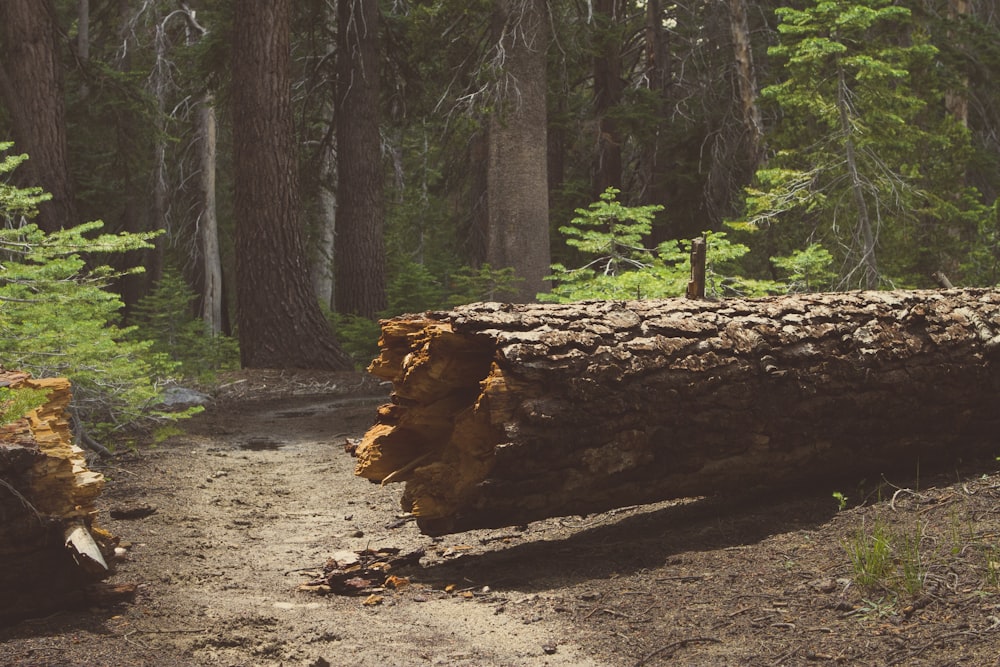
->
[[298, 547, 424, 596]]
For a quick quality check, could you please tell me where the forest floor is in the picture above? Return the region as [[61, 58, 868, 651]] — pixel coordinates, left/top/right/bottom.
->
[[3, 369, 1000, 666]]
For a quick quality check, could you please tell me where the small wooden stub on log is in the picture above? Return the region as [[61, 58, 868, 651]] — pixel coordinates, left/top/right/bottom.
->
[[355, 289, 1000, 535], [0, 371, 117, 625]]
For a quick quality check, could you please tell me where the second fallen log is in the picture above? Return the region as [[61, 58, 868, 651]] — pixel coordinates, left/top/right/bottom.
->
[[355, 289, 1000, 535]]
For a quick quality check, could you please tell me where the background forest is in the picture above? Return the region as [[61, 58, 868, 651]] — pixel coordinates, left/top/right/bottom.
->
[[1, 0, 999, 435]]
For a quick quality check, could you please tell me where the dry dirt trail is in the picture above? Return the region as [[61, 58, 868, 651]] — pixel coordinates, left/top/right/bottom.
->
[[6, 370, 1000, 666], [1, 371, 606, 667]]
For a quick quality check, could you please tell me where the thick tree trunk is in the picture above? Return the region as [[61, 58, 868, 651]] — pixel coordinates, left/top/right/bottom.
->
[[485, 0, 551, 302], [335, 0, 387, 318], [356, 289, 1000, 535], [0, 372, 119, 624], [232, 0, 353, 370], [0, 0, 79, 232]]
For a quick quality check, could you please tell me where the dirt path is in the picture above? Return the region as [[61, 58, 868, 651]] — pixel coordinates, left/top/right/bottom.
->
[[5, 370, 1000, 666], [1, 373, 605, 667]]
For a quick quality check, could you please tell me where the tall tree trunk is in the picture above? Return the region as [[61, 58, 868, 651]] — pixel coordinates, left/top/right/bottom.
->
[[312, 141, 338, 311], [335, 0, 387, 318], [232, 0, 353, 370], [176, 6, 223, 334], [146, 0, 171, 289], [485, 0, 551, 302], [945, 0, 969, 127], [196, 92, 223, 335], [729, 0, 763, 162], [639, 0, 672, 240], [592, 0, 624, 194], [114, 0, 157, 317], [77, 0, 90, 99], [0, 0, 78, 232], [465, 130, 490, 266]]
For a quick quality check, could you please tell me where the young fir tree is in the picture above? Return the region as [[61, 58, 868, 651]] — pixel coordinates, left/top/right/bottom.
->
[[0, 144, 175, 436], [544, 188, 782, 301], [740, 0, 990, 289]]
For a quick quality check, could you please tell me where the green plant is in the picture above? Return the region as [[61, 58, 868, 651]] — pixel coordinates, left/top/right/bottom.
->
[[329, 313, 382, 367], [543, 189, 784, 302], [845, 516, 894, 590], [737, 0, 992, 289], [849, 597, 896, 620], [446, 263, 522, 306], [128, 267, 239, 383], [845, 513, 926, 598], [0, 143, 168, 436], [897, 526, 926, 596], [771, 244, 837, 293], [386, 260, 445, 315], [833, 491, 848, 511], [0, 386, 50, 427], [984, 545, 1000, 590]]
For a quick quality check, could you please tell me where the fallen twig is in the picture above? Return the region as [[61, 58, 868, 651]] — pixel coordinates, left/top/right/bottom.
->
[[633, 636, 721, 666]]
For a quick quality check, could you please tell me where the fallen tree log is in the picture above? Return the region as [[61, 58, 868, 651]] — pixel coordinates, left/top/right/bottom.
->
[[0, 370, 117, 625], [355, 289, 1000, 535]]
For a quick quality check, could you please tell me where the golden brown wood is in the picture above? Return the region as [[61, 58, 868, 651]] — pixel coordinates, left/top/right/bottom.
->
[[0, 371, 115, 625]]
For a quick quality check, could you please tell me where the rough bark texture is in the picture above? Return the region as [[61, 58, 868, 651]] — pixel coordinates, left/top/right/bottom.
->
[[0, 372, 116, 625], [0, 0, 78, 232], [486, 0, 551, 302], [356, 289, 1000, 535], [335, 0, 387, 318], [232, 0, 352, 370]]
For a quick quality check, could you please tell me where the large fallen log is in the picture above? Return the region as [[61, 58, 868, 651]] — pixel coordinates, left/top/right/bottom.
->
[[0, 370, 117, 625], [355, 289, 1000, 535]]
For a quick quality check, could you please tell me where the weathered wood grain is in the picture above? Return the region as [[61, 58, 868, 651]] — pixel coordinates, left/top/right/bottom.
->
[[356, 289, 1000, 534]]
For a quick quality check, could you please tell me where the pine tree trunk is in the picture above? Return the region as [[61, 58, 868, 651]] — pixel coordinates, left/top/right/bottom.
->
[[0, 0, 78, 232], [356, 289, 1000, 534], [335, 0, 387, 318], [485, 0, 551, 302], [729, 0, 763, 160], [232, 0, 353, 369]]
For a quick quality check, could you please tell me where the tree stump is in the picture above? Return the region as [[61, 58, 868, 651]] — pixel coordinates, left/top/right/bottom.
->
[[355, 289, 1000, 535], [0, 370, 117, 625]]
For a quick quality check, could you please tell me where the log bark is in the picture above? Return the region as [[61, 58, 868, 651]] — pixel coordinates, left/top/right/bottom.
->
[[0, 371, 115, 625], [355, 289, 1000, 535]]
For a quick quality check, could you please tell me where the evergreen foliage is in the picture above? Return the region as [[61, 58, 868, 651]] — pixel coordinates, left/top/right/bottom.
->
[[127, 267, 240, 383], [0, 385, 50, 427], [0, 143, 174, 436], [544, 188, 784, 301], [739, 0, 994, 289]]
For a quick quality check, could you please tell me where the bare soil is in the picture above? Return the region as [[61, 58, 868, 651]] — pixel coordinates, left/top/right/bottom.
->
[[4, 369, 1000, 666]]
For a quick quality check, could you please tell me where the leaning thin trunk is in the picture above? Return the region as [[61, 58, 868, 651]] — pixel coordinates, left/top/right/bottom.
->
[[729, 0, 763, 161]]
